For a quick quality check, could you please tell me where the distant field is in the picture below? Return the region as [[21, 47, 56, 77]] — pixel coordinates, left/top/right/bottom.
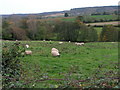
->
[[90, 15, 117, 20], [86, 21, 118, 26], [39, 17, 76, 22], [61, 17, 76, 22], [3, 41, 118, 88], [39, 15, 118, 25]]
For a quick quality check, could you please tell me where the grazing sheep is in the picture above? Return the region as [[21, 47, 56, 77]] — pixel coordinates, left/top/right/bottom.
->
[[75, 42, 84, 46], [75, 42, 80, 45], [51, 48, 59, 52], [51, 48, 60, 57], [59, 42, 63, 44], [80, 42, 84, 45], [51, 51, 60, 57], [43, 40, 46, 41], [26, 44, 29, 48], [25, 50, 32, 55], [69, 41, 71, 43]]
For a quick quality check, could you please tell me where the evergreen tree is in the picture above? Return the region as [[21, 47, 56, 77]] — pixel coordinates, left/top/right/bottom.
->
[[64, 13, 69, 17]]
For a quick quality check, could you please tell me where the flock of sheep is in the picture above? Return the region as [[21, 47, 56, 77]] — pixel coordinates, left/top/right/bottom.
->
[[24, 41, 84, 57]]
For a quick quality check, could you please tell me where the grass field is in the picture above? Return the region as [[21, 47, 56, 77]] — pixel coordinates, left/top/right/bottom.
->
[[3, 41, 118, 88], [61, 17, 76, 22], [90, 15, 117, 20], [86, 21, 118, 26], [39, 17, 76, 22], [39, 15, 118, 26]]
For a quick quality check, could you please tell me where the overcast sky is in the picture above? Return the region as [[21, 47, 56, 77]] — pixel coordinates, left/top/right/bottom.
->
[[0, 0, 119, 14]]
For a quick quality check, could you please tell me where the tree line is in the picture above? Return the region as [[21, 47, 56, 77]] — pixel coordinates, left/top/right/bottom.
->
[[2, 17, 119, 42]]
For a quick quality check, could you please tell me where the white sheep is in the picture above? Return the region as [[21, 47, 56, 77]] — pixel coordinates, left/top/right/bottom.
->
[[51, 48, 60, 57], [69, 41, 71, 43], [43, 40, 46, 41], [75, 42, 80, 45], [80, 42, 84, 45], [59, 42, 63, 44], [51, 48, 59, 52], [75, 42, 84, 46], [25, 50, 32, 55], [51, 51, 60, 57], [26, 44, 29, 48]]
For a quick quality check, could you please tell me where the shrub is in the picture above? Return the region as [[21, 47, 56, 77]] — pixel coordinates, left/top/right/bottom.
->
[[2, 42, 25, 88]]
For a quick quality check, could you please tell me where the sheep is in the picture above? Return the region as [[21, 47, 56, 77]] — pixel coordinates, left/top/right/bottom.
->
[[51, 48, 59, 52], [26, 44, 29, 48], [51, 51, 60, 57], [75, 42, 84, 46], [51, 48, 60, 57], [59, 42, 63, 44], [80, 42, 84, 45], [75, 42, 80, 45], [43, 40, 46, 41], [25, 50, 32, 55], [69, 41, 71, 43]]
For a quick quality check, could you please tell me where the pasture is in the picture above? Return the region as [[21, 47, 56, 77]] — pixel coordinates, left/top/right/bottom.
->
[[90, 15, 117, 20], [86, 21, 118, 26], [3, 41, 118, 88]]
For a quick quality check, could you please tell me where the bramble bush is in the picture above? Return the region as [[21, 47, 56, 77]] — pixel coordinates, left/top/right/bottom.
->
[[2, 42, 25, 88]]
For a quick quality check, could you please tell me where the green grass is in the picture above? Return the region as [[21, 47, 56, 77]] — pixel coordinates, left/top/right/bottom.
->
[[61, 17, 76, 22], [39, 15, 117, 25], [60, 15, 117, 22], [3, 41, 118, 88], [90, 15, 117, 20]]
